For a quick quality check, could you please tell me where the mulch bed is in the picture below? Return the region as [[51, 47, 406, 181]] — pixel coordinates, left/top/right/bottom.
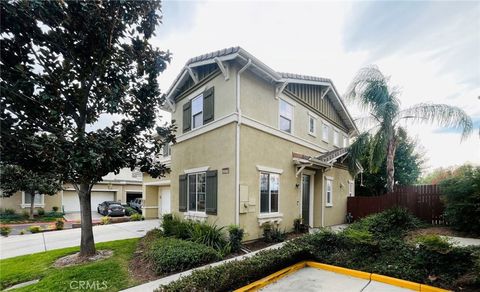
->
[[407, 226, 480, 239], [53, 250, 113, 268]]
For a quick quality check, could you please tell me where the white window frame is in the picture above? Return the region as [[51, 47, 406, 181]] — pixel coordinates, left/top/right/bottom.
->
[[308, 114, 316, 137], [259, 172, 280, 214], [191, 93, 204, 129], [187, 172, 206, 213], [21, 191, 45, 208], [348, 180, 355, 197], [343, 136, 349, 147], [334, 130, 340, 146], [322, 122, 329, 142], [325, 176, 333, 207], [278, 98, 294, 134]]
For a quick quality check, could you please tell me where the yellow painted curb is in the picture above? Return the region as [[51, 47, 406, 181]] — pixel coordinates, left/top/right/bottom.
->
[[420, 284, 450, 292], [234, 261, 306, 292], [371, 273, 421, 290], [306, 261, 371, 280]]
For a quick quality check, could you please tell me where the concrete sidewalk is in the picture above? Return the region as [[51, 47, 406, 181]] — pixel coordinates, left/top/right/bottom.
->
[[0, 219, 160, 260]]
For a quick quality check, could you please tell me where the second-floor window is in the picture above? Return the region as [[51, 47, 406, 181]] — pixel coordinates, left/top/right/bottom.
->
[[260, 172, 279, 213], [308, 115, 316, 136], [188, 172, 206, 212], [279, 99, 293, 133], [343, 136, 348, 147], [334, 130, 339, 146], [322, 123, 329, 142], [191, 94, 204, 129], [162, 143, 171, 157]]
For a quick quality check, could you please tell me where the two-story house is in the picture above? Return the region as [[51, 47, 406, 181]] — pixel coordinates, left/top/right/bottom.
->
[[142, 47, 360, 240]]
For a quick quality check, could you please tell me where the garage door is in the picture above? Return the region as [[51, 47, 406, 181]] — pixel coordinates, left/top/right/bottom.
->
[[63, 191, 115, 213]]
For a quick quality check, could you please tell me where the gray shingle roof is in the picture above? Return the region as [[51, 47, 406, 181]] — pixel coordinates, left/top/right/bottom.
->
[[278, 72, 331, 83], [186, 47, 240, 65]]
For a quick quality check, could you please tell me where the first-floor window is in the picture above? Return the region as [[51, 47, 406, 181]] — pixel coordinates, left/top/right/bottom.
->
[[260, 172, 279, 213], [24, 191, 43, 205], [325, 177, 333, 206], [348, 180, 355, 197], [188, 172, 206, 212]]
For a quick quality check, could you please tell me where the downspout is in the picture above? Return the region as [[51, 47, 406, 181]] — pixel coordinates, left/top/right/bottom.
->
[[235, 59, 252, 225]]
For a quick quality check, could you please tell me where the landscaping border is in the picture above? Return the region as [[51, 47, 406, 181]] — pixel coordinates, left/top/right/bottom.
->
[[234, 261, 450, 292]]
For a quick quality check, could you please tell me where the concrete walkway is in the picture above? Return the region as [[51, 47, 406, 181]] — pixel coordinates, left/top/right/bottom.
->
[[0, 219, 160, 260], [444, 236, 480, 247]]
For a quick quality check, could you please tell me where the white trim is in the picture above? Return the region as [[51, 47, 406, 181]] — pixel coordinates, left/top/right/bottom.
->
[[63, 188, 117, 193], [21, 191, 45, 208], [258, 172, 281, 215], [184, 211, 208, 222], [322, 121, 330, 143], [143, 206, 160, 209], [188, 87, 207, 100], [184, 166, 209, 174], [256, 165, 283, 174], [186, 66, 199, 84], [348, 180, 355, 197], [299, 171, 315, 227], [325, 176, 333, 207], [144, 180, 171, 186], [214, 57, 230, 81], [176, 113, 238, 143], [257, 212, 284, 226], [242, 115, 329, 153]]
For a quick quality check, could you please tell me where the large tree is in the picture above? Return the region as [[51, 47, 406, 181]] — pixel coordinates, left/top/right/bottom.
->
[[1, 1, 174, 256], [346, 66, 473, 192], [1, 165, 62, 219], [355, 130, 424, 196]]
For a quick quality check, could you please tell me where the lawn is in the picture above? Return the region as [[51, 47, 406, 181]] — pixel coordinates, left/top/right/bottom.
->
[[0, 238, 140, 291], [0, 212, 64, 224]]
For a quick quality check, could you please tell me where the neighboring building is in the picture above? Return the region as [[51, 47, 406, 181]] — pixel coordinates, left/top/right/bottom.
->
[[0, 168, 143, 214], [143, 47, 361, 240]]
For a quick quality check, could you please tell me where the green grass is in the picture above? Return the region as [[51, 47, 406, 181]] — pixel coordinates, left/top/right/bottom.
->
[[0, 238, 140, 291]]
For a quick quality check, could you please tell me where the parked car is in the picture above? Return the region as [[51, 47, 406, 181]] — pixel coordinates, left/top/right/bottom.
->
[[97, 201, 125, 217], [129, 198, 143, 213]]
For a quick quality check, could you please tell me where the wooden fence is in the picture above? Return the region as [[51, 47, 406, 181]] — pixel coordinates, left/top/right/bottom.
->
[[347, 185, 445, 225]]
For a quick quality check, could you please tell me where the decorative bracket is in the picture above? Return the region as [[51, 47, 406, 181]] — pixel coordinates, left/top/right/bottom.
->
[[214, 57, 230, 81], [275, 81, 289, 99], [186, 66, 199, 84], [321, 86, 331, 100]]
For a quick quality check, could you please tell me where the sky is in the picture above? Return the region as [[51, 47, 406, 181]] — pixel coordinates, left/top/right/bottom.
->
[[148, 0, 480, 173]]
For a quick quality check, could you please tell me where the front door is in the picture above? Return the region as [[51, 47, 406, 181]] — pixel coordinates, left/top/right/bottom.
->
[[301, 174, 311, 226]]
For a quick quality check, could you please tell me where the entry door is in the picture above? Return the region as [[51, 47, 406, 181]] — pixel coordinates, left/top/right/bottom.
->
[[301, 174, 311, 226], [160, 189, 171, 216]]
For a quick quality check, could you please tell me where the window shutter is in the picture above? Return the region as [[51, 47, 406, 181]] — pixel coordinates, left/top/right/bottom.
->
[[179, 174, 187, 212], [205, 170, 217, 215], [183, 101, 191, 133], [203, 87, 214, 124]]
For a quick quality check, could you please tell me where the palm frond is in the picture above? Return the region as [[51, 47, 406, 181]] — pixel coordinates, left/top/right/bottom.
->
[[354, 116, 381, 131], [347, 132, 370, 173], [397, 103, 473, 139], [369, 128, 388, 172]]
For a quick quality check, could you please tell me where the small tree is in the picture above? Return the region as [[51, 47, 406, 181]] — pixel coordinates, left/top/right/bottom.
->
[[1, 1, 174, 256], [1, 165, 61, 219]]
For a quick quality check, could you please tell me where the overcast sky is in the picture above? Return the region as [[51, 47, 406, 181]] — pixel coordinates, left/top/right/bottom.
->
[[148, 0, 479, 172]]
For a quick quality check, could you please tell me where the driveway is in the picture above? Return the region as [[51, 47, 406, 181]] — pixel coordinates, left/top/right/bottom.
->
[[64, 212, 104, 222], [0, 219, 160, 260]]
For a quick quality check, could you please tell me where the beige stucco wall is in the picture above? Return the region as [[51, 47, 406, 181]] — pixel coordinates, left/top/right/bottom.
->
[[170, 123, 236, 228], [172, 71, 236, 136], [322, 166, 352, 226], [239, 69, 349, 150]]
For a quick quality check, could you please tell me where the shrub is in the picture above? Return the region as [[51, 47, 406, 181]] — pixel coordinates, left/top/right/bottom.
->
[[161, 214, 192, 239], [28, 226, 41, 233], [124, 206, 138, 216], [130, 213, 143, 221], [346, 207, 422, 238], [52, 206, 59, 212], [145, 237, 221, 275], [188, 221, 227, 251], [19, 229, 26, 235], [0, 226, 11, 237], [440, 165, 480, 235], [228, 225, 244, 252], [100, 216, 111, 225], [44, 211, 64, 218], [3, 208, 16, 215], [37, 208, 45, 216], [55, 219, 64, 230], [262, 223, 286, 243], [21, 210, 29, 218]]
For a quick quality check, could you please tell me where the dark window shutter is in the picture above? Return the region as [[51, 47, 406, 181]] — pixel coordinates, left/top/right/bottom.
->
[[179, 174, 187, 212], [205, 170, 217, 215], [203, 87, 214, 124], [183, 101, 191, 133]]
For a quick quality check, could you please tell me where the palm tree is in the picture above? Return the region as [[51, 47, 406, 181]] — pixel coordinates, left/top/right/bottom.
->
[[346, 66, 473, 193]]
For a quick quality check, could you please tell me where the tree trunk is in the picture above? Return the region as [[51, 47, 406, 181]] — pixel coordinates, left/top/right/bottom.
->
[[386, 138, 397, 193], [78, 183, 96, 257], [29, 193, 35, 219]]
